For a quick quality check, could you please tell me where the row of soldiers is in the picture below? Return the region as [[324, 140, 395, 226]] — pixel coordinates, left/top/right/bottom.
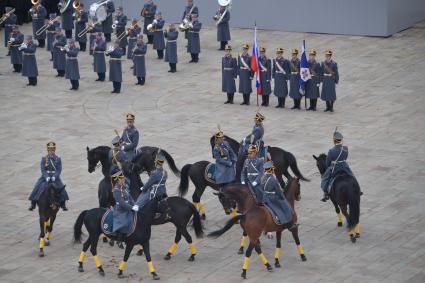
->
[[221, 45, 340, 112]]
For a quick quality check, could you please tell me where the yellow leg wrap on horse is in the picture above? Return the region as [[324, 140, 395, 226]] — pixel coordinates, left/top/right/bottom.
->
[[355, 224, 360, 234], [93, 255, 102, 268], [348, 228, 354, 236], [274, 248, 281, 259], [199, 203, 206, 215], [240, 236, 246, 248], [118, 260, 127, 271], [79, 251, 86, 263], [39, 238, 44, 249], [259, 253, 268, 265], [189, 243, 197, 255], [192, 202, 200, 211], [231, 208, 237, 218], [46, 232, 51, 240], [337, 213, 343, 223], [168, 243, 178, 254], [242, 257, 250, 270], [147, 261, 155, 273], [297, 245, 304, 255]]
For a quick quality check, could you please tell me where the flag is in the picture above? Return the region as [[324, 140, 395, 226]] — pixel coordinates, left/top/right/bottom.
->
[[299, 40, 311, 95], [251, 24, 261, 95]]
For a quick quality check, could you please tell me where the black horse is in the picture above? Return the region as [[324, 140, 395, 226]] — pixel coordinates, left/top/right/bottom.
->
[[36, 183, 62, 257], [313, 154, 361, 243], [73, 198, 161, 279]]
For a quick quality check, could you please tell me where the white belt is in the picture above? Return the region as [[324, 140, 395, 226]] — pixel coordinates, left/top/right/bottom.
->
[[46, 31, 55, 33], [46, 171, 56, 174], [264, 191, 275, 194], [223, 67, 233, 70], [129, 37, 137, 39], [331, 160, 345, 164], [275, 71, 285, 74], [23, 53, 35, 56], [109, 58, 123, 61], [247, 173, 258, 176], [240, 67, 250, 70], [189, 31, 199, 33], [133, 54, 145, 57], [94, 51, 105, 53], [324, 73, 333, 76], [67, 57, 77, 59], [291, 72, 299, 74], [167, 40, 177, 42], [260, 69, 267, 72]]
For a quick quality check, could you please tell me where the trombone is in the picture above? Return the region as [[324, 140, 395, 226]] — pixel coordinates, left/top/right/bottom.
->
[[77, 20, 101, 37], [117, 20, 141, 41], [0, 8, 15, 25], [36, 16, 60, 36]]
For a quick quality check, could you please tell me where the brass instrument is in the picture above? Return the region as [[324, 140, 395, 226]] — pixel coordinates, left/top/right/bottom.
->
[[215, 0, 232, 25], [77, 20, 101, 37], [7, 41, 12, 49], [0, 8, 15, 25], [89, 0, 110, 22], [178, 18, 190, 32], [35, 16, 60, 36], [59, 0, 73, 14], [140, 7, 148, 17], [29, 0, 40, 16], [73, 0, 81, 18]]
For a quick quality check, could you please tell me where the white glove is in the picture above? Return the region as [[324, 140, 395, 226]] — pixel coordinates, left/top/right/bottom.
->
[[125, 31, 129, 35], [65, 47, 70, 52], [114, 20, 118, 24], [140, 186, 144, 192], [316, 84, 320, 87], [46, 177, 50, 182], [10, 38, 15, 42], [121, 146, 125, 151], [51, 177, 56, 182], [252, 181, 257, 187], [189, 23, 193, 28], [153, 19, 157, 24], [132, 205, 139, 211], [241, 181, 245, 185]]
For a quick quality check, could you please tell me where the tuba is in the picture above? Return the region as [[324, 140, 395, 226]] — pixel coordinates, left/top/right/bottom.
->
[[215, 0, 232, 25], [178, 18, 190, 32], [73, 0, 81, 17], [89, 0, 109, 22], [59, 0, 73, 14], [29, 0, 40, 16]]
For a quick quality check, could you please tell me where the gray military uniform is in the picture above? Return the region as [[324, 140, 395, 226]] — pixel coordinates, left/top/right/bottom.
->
[[75, 11, 88, 43], [136, 167, 168, 208], [46, 20, 60, 52], [93, 39, 106, 73], [216, 10, 230, 42], [53, 34, 66, 71], [142, 3, 157, 36], [9, 31, 23, 66], [2, 12, 17, 47], [321, 144, 354, 192], [305, 60, 322, 99], [102, 1, 115, 36], [187, 20, 202, 55], [108, 148, 127, 176], [88, 24, 102, 55], [273, 57, 290, 98], [182, 4, 198, 39], [152, 18, 165, 51], [259, 56, 272, 96], [222, 54, 237, 93], [238, 54, 253, 94], [31, 5, 47, 40], [213, 141, 237, 185], [127, 26, 141, 59], [108, 47, 123, 83], [133, 42, 147, 77], [241, 156, 264, 203], [121, 126, 139, 160], [321, 60, 339, 101], [65, 46, 80, 80], [112, 183, 135, 234], [164, 29, 178, 64], [61, 3, 74, 32], [21, 42, 38, 78], [115, 14, 128, 49], [289, 58, 301, 99], [262, 173, 293, 225]]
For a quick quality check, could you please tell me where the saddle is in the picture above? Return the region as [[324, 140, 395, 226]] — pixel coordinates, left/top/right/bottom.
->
[[100, 209, 138, 237], [205, 163, 216, 184], [327, 172, 350, 193], [263, 204, 283, 226]]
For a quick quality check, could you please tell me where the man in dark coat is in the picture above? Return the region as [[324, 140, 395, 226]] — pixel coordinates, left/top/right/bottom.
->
[[126, 19, 141, 60], [74, 3, 88, 51], [114, 6, 127, 55], [238, 43, 253, 105], [107, 39, 124, 93], [46, 13, 60, 61], [64, 39, 80, 90], [321, 49, 339, 112], [132, 34, 147, 85], [30, 2, 47, 48], [120, 113, 139, 161], [92, 32, 106, 81], [222, 44, 237, 104], [8, 25, 24, 72], [241, 144, 264, 203], [164, 23, 178, 73], [305, 49, 322, 111], [182, 0, 198, 43], [259, 47, 272, 106], [289, 48, 301, 109], [141, 0, 156, 44], [212, 130, 237, 186], [2, 6, 17, 55], [273, 47, 291, 108], [21, 35, 38, 86], [58, 0, 73, 38], [187, 13, 201, 63], [102, 0, 115, 42], [152, 12, 165, 59], [214, 5, 230, 51], [52, 27, 66, 77]]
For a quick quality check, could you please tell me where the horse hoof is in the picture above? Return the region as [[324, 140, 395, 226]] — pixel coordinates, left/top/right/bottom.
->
[[337, 222, 343, 227], [152, 272, 160, 280], [188, 255, 195, 262], [274, 260, 281, 268], [266, 233, 273, 239], [241, 270, 247, 279], [44, 240, 50, 246], [103, 237, 108, 243], [266, 263, 273, 272], [118, 242, 124, 249], [39, 251, 44, 257], [164, 253, 171, 260], [350, 236, 356, 243], [117, 273, 124, 279], [355, 233, 360, 238], [237, 247, 244, 255], [99, 268, 105, 276], [301, 254, 307, 262], [78, 266, 84, 273], [109, 240, 114, 247], [137, 249, 144, 256]]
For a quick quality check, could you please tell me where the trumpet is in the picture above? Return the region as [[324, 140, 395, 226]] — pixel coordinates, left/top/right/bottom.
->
[[60, 45, 69, 52], [18, 42, 27, 51], [36, 16, 60, 36], [0, 8, 15, 25], [77, 20, 101, 37]]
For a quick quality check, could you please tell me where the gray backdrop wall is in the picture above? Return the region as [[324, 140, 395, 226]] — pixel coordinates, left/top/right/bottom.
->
[[81, 0, 425, 37]]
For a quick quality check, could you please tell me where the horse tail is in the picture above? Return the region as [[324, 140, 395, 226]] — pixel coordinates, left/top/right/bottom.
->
[[161, 149, 181, 177], [287, 151, 310, 181], [346, 179, 360, 229], [189, 202, 204, 238], [73, 210, 87, 243], [208, 215, 244, 238], [178, 164, 192, 197]]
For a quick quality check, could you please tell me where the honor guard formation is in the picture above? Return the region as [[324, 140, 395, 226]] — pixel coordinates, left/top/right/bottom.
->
[[1, 0, 423, 282]]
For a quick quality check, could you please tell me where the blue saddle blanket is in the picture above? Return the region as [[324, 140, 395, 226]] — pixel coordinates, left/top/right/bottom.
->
[[101, 209, 137, 237], [205, 163, 216, 184]]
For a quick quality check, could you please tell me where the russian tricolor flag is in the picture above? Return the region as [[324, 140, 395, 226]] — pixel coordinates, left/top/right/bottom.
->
[[251, 24, 261, 95], [299, 40, 311, 95]]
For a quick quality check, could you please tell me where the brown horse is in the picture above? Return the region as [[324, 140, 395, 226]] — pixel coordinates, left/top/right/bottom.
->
[[209, 178, 306, 279]]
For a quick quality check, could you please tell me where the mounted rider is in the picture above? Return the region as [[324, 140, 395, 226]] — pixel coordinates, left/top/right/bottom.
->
[[109, 136, 131, 187], [28, 142, 69, 211], [241, 144, 264, 203], [320, 131, 356, 202], [240, 112, 265, 157], [262, 161, 296, 231], [120, 113, 139, 161], [213, 129, 238, 187]]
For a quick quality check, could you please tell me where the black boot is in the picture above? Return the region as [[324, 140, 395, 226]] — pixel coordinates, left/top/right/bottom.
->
[[224, 93, 230, 104], [321, 192, 330, 202], [275, 97, 282, 108], [229, 93, 234, 104], [60, 202, 68, 211], [324, 101, 330, 112], [246, 94, 250, 105], [141, 77, 145, 85], [240, 94, 246, 105], [330, 101, 334, 112], [291, 99, 297, 109], [306, 99, 313, 110], [28, 201, 36, 211], [285, 222, 298, 232], [312, 99, 317, 111]]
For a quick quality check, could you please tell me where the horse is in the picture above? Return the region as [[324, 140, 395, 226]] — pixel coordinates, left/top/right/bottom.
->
[[73, 197, 161, 279], [36, 182, 62, 257], [208, 178, 306, 279], [313, 154, 361, 243]]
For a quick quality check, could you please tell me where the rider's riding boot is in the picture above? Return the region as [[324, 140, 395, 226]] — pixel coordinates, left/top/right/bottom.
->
[[286, 222, 298, 232], [28, 201, 36, 211], [321, 192, 330, 202], [60, 201, 68, 211]]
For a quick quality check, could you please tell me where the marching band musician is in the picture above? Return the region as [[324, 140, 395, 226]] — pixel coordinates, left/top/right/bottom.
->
[[272, 47, 291, 108], [88, 16, 103, 55], [93, 32, 106, 81], [53, 27, 67, 77], [182, 0, 198, 44], [164, 23, 178, 73], [215, 4, 231, 51], [64, 39, 80, 90], [222, 44, 237, 104], [21, 35, 39, 86], [126, 19, 142, 60], [102, 0, 115, 42], [30, 1, 47, 48], [120, 113, 139, 161], [152, 12, 165, 59], [305, 49, 322, 111], [114, 6, 128, 56], [75, 3, 88, 52], [132, 34, 147, 85], [141, 0, 157, 44], [46, 13, 60, 61], [259, 47, 272, 107], [321, 49, 339, 112], [238, 43, 253, 105], [106, 39, 124, 93], [58, 0, 74, 38], [187, 13, 202, 63], [2, 7, 17, 56], [8, 25, 24, 73], [289, 48, 301, 109]]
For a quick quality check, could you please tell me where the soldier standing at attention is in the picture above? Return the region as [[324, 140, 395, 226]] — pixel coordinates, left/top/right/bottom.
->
[[289, 48, 301, 109], [214, 5, 231, 51], [273, 47, 290, 108], [93, 32, 106, 82], [114, 6, 128, 55], [64, 39, 80, 90], [259, 47, 272, 107], [107, 39, 124, 93], [182, 0, 198, 46], [88, 17, 102, 55], [102, 0, 115, 42], [321, 49, 339, 112], [59, 0, 74, 38], [238, 43, 253, 105], [120, 113, 139, 161], [222, 44, 237, 104], [8, 25, 24, 73], [126, 19, 142, 60], [141, 0, 157, 44], [46, 13, 60, 61], [52, 27, 67, 77], [164, 23, 178, 73], [187, 13, 202, 63], [30, 2, 47, 48], [152, 12, 165, 59], [305, 49, 322, 111], [21, 35, 39, 86], [2, 7, 17, 56], [74, 3, 88, 51], [132, 34, 147, 85]]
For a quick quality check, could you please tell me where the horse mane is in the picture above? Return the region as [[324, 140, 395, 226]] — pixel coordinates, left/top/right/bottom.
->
[[93, 145, 111, 153]]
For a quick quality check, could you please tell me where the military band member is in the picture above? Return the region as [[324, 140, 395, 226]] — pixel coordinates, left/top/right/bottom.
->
[[46, 13, 60, 61], [126, 19, 142, 60], [152, 12, 165, 59], [106, 39, 124, 93], [28, 142, 69, 211], [241, 144, 264, 203], [30, 2, 47, 48], [8, 25, 24, 73], [182, 0, 198, 42], [53, 27, 67, 77], [238, 44, 253, 105], [214, 5, 231, 51], [164, 24, 178, 73], [58, 0, 74, 38], [88, 17, 102, 55], [102, 0, 115, 42], [289, 48, 301, 109], [114, 6, 128, 55], [259, 47, 272, 106], [273, 47, 291, 108], [64, 39, 80, 90], [305, 49, 322, 111], [187, 14, 202, 63], [75, 3, 88, 51], [321, 49, 339, 112], [213, 130, 237, 187], [120, 113, 139, 160], [21, 35, 39, 86], [2, 7, 17, 55], [141, 0, 157, 44], [133, 34, 147, 85], [222, 45, 237, 104], [93, 32, 106, 81]]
